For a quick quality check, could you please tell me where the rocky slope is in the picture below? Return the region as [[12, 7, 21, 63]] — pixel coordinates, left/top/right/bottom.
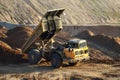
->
[[0, 0, 120, 24]]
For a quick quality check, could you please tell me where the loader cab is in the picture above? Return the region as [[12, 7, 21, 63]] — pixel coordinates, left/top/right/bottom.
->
[[65, 39, 87, 49], [63, 39, 89, 63]]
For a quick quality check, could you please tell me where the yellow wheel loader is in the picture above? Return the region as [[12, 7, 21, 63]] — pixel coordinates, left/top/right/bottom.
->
[[22, 8, 89, 68]]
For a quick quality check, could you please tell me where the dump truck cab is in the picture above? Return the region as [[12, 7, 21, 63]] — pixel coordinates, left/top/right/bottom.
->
[[63, 39, 89, 64]]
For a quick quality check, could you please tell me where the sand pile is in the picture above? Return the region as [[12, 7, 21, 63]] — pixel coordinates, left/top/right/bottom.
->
[[3, 27, 33, 48]]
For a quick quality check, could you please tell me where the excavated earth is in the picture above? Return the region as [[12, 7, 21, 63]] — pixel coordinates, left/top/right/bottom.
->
[[75, 29, 120, 62], [0, 26, 119, 80], [2, 26, 33, 48]]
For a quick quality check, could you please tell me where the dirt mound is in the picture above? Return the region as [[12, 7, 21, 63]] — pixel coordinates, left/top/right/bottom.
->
[[0, 40, 27, 63], [76, 30, 120, 61], [0, 40, 11, 49], [0, 27, 30, 63], [89, 48, 114, 64], [75, 29, 95, 39], [54, 31, 73, 47], [55, 31, 72, 40], [91, 35, 120, 54], [3, 27, 33, 48], [113, 37, 120, 45], [0, 27, 32, 63]]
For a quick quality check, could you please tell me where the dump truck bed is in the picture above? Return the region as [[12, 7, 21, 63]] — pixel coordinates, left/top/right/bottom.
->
[[22, 8, 65, 52]]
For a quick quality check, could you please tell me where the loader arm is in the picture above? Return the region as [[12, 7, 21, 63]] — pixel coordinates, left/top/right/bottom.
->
[[22, 8, 65, 52]]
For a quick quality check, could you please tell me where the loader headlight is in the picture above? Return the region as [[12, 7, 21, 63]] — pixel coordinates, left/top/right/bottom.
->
[[75, 51, 79, 55], [75, 51, 81, 55]]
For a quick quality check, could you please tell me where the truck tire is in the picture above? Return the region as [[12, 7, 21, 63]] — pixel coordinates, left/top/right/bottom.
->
[[69, 62, 77, 66], [51, 53, 63, 68], [28, 49, 41, 64]]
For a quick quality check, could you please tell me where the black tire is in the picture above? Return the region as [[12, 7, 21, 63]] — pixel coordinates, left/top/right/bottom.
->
[[28, 49, 41, 64], [69, 62, 77, 66], [51, 53, 63, 68]]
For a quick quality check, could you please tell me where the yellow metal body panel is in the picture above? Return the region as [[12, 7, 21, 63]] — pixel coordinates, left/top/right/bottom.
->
[[63, 40, 89, 62], [64, 48, 89, 59], [63, 48, 75, 59]]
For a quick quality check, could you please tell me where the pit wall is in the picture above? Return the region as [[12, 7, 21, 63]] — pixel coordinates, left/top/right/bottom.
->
[[63, 25, 120, 37]]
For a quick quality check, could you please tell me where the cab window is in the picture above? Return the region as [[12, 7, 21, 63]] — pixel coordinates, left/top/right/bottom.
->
[[65, 42, 78, 48], [70, 43, 78, 48], [79, 42, 87, 48]]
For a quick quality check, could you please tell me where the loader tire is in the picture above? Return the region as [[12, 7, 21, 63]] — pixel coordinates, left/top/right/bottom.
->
[[28, 49, 41, 65], [51, 53, 63, 68]]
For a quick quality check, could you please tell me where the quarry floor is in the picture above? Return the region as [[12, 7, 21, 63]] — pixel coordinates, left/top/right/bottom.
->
[[0, 62, 120, 80]]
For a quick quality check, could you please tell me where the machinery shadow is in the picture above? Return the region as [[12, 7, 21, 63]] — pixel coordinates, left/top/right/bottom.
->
[[0, 63, 54, 74]]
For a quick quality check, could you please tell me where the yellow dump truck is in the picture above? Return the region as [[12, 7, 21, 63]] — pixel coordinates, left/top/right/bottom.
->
[[22, 8, 89, 68]]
